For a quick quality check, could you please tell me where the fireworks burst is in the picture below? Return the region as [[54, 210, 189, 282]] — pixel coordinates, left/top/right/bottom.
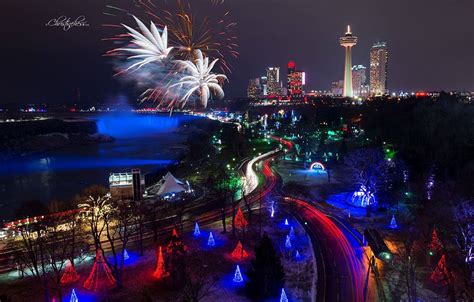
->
[[103, 0, 237, 110], [137, 0, 239, 74], [111, 16, 173, 72], [170, 49, 227, 108]]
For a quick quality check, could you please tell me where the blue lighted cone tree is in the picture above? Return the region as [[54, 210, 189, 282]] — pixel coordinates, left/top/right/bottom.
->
[[208, 232, 215, 247], [284, 219, 289, 226], [194, 222, 201, 237], [233, 265, 244, 283], [389, 214, 398, 229], [70, 288, 78, 302], [295, 250, 301, 260], [123, 249, 130, 260], [246, 234, 285, 300], [280, 288, 288, 302], [289, 226, 295, 240], [285, 235, 292, 249]]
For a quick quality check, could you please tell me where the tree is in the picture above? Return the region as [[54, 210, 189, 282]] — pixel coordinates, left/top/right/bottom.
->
[[102, 199, 135, 288], [344, 148, 404, 208], [166, 233, 188, 289], [180, 252, 215, 302], [10, 208, 79, 301], [227, 172, 243, 237], [209, 166, 241, 234], [76, 185, 111, 251], [246, 234, 285, 301]]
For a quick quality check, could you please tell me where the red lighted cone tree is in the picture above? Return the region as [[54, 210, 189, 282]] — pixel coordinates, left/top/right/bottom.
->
[[60, 259, 80, 285], [153, 246, 168, 279], [83, 250, 116, 291], [430, 254, 453, 285], [231, 241, 249, 260], [172, 228, 179, 238], [428, 229, 442, 253], [235, 208, 248, 229]]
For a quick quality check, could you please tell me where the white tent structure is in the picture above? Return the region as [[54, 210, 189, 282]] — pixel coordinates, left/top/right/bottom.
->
[[155, 172, 187, 196]]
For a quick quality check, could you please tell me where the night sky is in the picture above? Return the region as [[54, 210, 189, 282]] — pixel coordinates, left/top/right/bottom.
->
[[1, 0, 473, 105]]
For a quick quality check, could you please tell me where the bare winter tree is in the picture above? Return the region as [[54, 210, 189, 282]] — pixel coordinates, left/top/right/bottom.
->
[[76, 185, 111, 251], [209, 168, 231, 233], [344, 148, 404, 208], [102, 199, 135, 288], [10, 211, 78, 301], [180, 253, 216, 302]]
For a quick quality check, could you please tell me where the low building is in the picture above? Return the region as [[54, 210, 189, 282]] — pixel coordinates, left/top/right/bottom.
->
[[109, 169, 145, 200]]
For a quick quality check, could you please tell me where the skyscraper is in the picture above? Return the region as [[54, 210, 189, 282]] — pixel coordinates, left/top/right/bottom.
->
[[247, 78, 261, 100], [260, 76, 268, 96], [339, 25, 358, 98], [287, 61, 305, 99], [351, 65, 367, 97], [370, 42, 388, 96], [266, 67, 281, 97]]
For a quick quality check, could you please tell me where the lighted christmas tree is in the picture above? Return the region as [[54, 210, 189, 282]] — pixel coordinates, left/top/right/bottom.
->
[[429, 229, 442, 253], [295, 250, 301, 259], [61, 259, 80, 285], [153, 246, 168, 279], [231, 241, 249, 260], [70, 288, 78, 302], [83, 249, 116, 291], [235, 208, 248, 229], [389, 214, 398, 229], [194, 222, 200, 236], [285, 235, 292, 249], [280, 288, 288, 302], [233, 265, 243, 283], [123, 249, 129, 260], [289, 226, 295, 240], [430, 254, 453, 285], [284, 218, 289, 226], [172, 228, 179, 238], [208, 232, 215, 247]]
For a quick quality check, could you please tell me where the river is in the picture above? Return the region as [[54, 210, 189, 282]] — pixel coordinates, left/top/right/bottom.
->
[[0, 113, 199, 221]]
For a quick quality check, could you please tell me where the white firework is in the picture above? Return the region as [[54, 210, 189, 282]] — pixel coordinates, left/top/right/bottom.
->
[[171, 50, 227, 108], [119, 16, 173, 71]]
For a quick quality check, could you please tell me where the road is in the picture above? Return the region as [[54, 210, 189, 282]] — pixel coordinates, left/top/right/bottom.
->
[[267, 136, 368, 302]]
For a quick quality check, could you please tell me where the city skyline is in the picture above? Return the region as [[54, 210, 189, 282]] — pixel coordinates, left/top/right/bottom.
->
[[1, 0, 474, 105], [1, 1, 473, 300]]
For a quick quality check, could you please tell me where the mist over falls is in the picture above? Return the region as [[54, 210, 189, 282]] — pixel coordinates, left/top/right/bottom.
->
[[96, 113, 197, 138]]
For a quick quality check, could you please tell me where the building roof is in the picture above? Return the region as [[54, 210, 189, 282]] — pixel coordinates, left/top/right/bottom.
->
[[156, 172, 186, 196]]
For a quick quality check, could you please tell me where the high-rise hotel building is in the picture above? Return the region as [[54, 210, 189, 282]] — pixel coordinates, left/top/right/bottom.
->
[[266, 67, 281, 97], [369, 42, 388, 95], [352, 65, 367, 98], [287, 61, 305, 99]]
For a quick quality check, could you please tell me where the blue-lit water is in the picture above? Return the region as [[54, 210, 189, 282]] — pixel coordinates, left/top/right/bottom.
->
[[0, 113, 197, 220]]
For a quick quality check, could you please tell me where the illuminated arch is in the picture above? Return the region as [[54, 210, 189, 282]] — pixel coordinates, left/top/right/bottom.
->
[[309, 162, 325, 171]]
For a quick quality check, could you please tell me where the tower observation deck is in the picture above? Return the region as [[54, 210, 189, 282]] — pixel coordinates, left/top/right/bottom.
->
[[339, 25, 358, 97]]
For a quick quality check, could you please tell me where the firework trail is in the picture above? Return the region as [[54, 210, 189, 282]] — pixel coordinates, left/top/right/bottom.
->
[[137, 0, 239, 74]]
